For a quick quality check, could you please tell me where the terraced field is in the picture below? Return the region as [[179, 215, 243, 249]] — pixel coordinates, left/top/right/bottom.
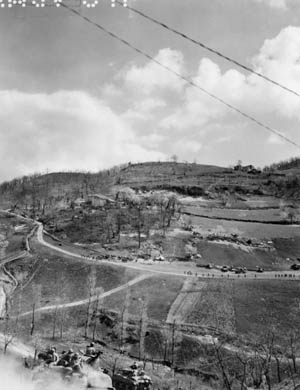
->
[[183, 205, 289, 223], [182, 214, 300, 239]]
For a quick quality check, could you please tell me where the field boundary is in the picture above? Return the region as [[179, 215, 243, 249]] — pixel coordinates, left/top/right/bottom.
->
[[182, 209, 298, 225]]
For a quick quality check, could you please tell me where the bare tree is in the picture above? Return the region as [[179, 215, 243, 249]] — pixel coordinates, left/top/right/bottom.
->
[[52, 301, 60, 340], [119, 287, 131, 352], [30, 283, 42, 337], [212, 340, 234, 390], [84, 268, 96, 338], [59, 306, 67, 340], [171, 155, 178, 163], [91, 288, 103, 341], [138, 296, 149, 361], [288, 331, 299, 375], [171, 320, 176, 368], [3, 317, 15, 354]]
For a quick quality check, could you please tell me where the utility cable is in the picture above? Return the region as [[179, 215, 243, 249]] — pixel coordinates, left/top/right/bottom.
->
[[116, 0, 300, 99], [61, 4, 300, 150]]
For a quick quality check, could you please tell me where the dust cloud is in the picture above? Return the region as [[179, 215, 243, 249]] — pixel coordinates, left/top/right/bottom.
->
[[0, 356, 85, 390]]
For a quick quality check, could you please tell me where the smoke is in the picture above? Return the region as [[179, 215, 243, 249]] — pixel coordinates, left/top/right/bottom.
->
[[0, 357, 35, 390], [0, 356, 86, 390]]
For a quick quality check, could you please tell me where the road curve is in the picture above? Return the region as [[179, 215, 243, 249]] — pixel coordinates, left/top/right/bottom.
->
[[2, 210, 300, 281], [35, 223, 300, 281]]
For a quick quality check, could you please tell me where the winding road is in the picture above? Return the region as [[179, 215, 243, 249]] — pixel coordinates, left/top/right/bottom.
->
[[35, 222, 300, 281], [2, 209, 300, 286], [1, 210, 300, 362]]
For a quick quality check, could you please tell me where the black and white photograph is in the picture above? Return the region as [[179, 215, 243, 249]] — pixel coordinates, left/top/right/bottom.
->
[[0, 0, 300, 389]]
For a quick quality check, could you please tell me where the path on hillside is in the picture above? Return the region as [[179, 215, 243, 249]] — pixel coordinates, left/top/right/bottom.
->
[[0, 221, 37, 319], [0, 251, 26, 319], [0, 251, 28, 267], [18, 274, 149, 318], [166, 278, 206, 324]]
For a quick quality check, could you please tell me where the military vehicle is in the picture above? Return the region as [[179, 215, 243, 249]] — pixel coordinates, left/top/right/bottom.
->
[[112, 367, 152, 390], [25, 349, 115, 390]]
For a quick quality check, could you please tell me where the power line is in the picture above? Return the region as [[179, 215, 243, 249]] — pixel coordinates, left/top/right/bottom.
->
[[61, 4, 300, 150], [116, 0, 300, 99]]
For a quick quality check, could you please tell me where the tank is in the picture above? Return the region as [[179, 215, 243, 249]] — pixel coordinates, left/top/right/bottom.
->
[[112, 368, 152, 390]]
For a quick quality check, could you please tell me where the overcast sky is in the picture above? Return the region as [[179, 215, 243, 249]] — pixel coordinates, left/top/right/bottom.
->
[[0, 0, 300, 181]]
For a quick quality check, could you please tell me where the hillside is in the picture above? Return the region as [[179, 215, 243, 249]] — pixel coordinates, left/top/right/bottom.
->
[[0, 161, 299, 211], [1, 161, 300, 390]]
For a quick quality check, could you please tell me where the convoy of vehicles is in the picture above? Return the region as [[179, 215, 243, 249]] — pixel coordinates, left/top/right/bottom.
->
[[24, 347, 152, 390]]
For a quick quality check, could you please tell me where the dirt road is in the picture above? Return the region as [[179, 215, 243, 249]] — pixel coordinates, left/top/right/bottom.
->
[[0, 251, 28, 266], [36, 223, 300, 280], [18, 274, 149, 317], [2, 210, 300, 281]]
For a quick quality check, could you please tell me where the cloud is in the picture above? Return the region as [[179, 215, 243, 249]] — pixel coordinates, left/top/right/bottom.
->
[[0, 90, 165, 182], [106, 28, 300, 165], [124, 48, 185, 94], [101, 83, 123, 99], [267, 133, 286, 145], [157, 26, 300, 134], [2, 27, 300, 181], [253, 0, 288, 9], [123, 98, 166, 122]]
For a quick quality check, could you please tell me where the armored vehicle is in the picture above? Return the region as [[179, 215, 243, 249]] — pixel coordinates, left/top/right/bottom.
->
[[112, 368, 152, 390]]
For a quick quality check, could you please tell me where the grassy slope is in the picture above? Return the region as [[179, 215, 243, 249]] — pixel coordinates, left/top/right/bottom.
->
[[11, 236, 141, 314], [102, 275, 183, 322], [183, 214, 300, 239], [233, 279, 300, 337], [195, 241, 288, 270], [183, 205, 287, 223], [185, 279, 300, 339]]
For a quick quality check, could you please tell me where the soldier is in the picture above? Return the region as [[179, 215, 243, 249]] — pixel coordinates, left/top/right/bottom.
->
[[129, 361, 139, 376], [130, 361, 138, 370], [71, 352, 83, 375], [85, 342, 96, 356], [45, 346, 59, 366], [58, 349, 74, 367]]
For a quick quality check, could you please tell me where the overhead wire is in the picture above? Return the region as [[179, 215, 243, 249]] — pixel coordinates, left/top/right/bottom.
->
[[61, 4, 300, 150], [115, 0, 300, 99]]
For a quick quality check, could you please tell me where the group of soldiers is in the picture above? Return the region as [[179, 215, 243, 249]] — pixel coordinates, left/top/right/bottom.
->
[[41, 342, 98, 374]]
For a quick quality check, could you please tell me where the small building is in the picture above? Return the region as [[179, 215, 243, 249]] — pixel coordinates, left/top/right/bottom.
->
[[234, 164, 260, 174], [88, 194, 115, 208], [73, 197, 86, 208], [234, 164, 242, 171], [243, 164, 254, 171]]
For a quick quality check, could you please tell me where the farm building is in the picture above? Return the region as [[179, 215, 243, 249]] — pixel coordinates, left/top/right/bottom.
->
[[234, 164, 260, 174], [88, 194, 115, 207], [73, 197, 86, 208]]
